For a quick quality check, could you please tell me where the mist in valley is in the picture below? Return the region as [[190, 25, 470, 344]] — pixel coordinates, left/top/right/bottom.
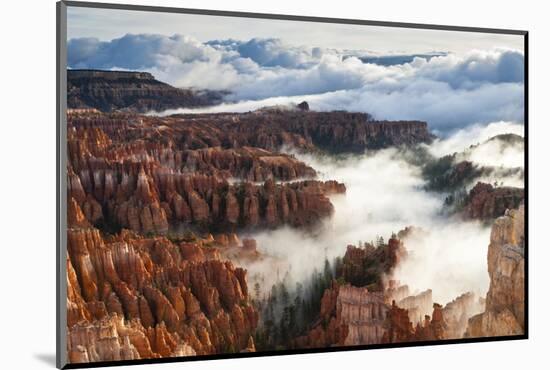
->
[[240, 120, 524, 307]]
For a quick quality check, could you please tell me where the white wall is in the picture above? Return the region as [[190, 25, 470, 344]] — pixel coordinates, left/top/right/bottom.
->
[[1, 0, 547, 368]]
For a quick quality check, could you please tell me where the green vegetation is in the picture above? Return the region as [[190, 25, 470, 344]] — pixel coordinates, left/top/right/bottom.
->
[[253, 256, 343, 351]]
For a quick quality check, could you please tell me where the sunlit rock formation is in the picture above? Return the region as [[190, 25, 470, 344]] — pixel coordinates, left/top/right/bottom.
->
[[66, 219, 259, 363], [67, 111, 347, 234], [294, 283, 386, 347], [465, 204, 525, 337]]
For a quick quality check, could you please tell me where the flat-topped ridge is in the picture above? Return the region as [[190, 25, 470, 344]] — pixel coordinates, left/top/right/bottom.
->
[[68, 69, 155, 81]]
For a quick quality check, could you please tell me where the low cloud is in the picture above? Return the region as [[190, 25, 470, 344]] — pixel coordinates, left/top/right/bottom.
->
[[241, 146, 490, 305], [238, 121, 523, 304], [428, 121, 523, 156], [155, 81, 524, 133], [415, 48, 525, 88], [69, 34, 525, 132]]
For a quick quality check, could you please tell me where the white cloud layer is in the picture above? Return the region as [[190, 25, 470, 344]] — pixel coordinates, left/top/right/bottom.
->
[[68, 34, 524, 132], [240, 122, 523, 304], [243, 147, 490, 305], [428, 121, 524, 157]]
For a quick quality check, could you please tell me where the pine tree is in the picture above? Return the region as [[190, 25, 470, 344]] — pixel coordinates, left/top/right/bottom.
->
[[323, 257, 332, 284], [254, 281, 261, 302]]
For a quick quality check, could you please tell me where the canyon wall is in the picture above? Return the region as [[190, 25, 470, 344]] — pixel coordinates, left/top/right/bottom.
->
[[293, 283, 387, 348], [465, 204, 525, 337]]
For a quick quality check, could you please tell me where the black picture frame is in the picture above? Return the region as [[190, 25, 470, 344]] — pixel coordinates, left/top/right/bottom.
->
[[56, 1, 529, 368]]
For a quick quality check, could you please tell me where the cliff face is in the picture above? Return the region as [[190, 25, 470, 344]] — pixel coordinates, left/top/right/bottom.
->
[[294, 283, 387, 348], [466, 204, 525, 337], [463, 182, 524, 221], [337, 285, 388, 345], [394, 288, 433, 324], [442, 292, 485, 339], [295, 282, 468, 348], [68, 70, 224, 113], [67, 314, 197, 363], [66, 222, 259, 363]]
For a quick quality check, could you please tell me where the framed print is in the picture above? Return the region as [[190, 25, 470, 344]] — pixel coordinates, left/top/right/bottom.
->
[[57, 1, 528, 368]]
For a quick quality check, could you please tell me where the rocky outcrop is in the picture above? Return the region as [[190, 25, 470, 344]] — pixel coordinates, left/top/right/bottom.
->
[[68, 70, 224, 113], [442, 292, 485, 339], [395, 289, 433, 324], [181, 147, 317, 182], [295, 282, 450, 348], [66, 120, 316, 183], [297, 101, 310, 111], [381, 300, 416, 343], [294, 236, 409, 350], [382, 302, 449, 343], [382, 285, 483, 342], [385, 283, 483, 340], [338, 238, 407, 289], [294, 283, 386, 348], [465, 204, 525, 337], [463, 182, 524, 220], [67, 314, 196, 363], [66, 226, 258, 363], [68, 167, 344, 233]]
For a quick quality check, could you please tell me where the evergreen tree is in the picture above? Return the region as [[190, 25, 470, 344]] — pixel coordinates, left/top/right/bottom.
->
[[254, 281, 261, 302], [323, 257, 333, 284]]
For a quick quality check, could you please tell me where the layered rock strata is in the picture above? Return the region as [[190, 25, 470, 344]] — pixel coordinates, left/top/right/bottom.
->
[[66, 217, 259, 363], [68, 70, 224, 113], [68, 109, 433, 155], [67, 112, 347, 234]]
